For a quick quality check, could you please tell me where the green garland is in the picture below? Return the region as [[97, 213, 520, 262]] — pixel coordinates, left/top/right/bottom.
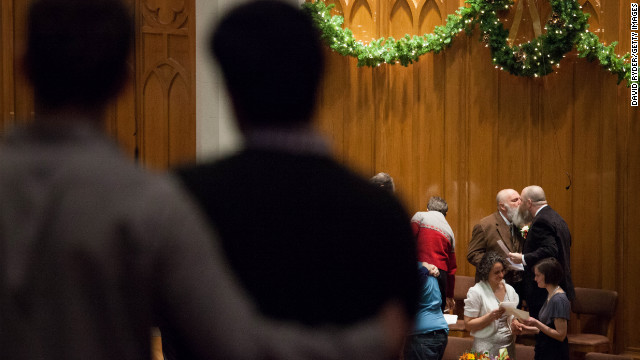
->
[[302, 0, 632, 86]]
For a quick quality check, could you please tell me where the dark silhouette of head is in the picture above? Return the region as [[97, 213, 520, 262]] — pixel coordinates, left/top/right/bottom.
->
[[24, 0, 132, 111], [211, 0, 325, 129], [370, 172, 396, 193]]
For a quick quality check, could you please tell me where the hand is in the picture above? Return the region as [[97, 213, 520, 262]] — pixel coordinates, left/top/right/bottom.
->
[[511, 319, 523, 335], [508, 252, 523, 264], [522, 317, 540, 328], [422, 262, 440, 277], [446, 297, 456, 313], [488, 308, 505, 321]]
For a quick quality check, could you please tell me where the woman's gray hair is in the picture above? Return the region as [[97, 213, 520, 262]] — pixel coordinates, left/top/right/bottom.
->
[[476, 251, 508, 282], [427, 196, 448, 216]]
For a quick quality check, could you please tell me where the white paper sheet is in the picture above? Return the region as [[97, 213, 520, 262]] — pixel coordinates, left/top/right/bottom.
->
[[500, 305, 530, 321], [497, 240, 524, 271], [443, 314, 458, 325]]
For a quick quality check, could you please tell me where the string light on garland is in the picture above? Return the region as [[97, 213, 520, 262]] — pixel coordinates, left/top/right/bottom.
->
[[515, 49, 527, 64], [547, 12, 565, 27], [482, 33, 491, 47], [302, 0, 632, 86]]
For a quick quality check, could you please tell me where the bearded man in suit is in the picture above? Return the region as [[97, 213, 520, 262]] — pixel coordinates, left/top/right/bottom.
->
[[467, 189, 525, 303], [508, 185, 575, 319]]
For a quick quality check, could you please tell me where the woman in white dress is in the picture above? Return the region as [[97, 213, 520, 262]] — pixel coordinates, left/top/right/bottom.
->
[[464, 252, 520, 359]]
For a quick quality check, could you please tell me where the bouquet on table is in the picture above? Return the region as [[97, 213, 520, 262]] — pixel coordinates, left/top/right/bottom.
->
[[459, 348, 510, 360]]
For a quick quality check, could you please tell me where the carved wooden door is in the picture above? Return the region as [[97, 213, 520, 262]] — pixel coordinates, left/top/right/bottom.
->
[[1, 0, 196, 170]]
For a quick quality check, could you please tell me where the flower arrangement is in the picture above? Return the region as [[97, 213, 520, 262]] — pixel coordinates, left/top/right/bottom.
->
[[520, 225, 529, 239], [459, 351, 491, 360], [459, 348, 510, 360]]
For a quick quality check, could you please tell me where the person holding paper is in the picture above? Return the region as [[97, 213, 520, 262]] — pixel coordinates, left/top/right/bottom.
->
[[514, 258, 570, 360], [464, 252, 521, 359], [403, 264, 450, 360], [467, 189, 525, 304]]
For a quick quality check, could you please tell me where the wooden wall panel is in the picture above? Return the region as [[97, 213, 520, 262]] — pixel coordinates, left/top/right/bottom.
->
[[315, 1, 347, 162], [343, 0, 377, 175], [441, 0, 468, 274], [138, 0, 196, 169], [1, 0, 14, 133], [615, 1, 637, 354], [412, 0, 446, 214], [623, 103, 640, 355], [314, 0, 638, 355], [316, 51, 348, 161], [12, 0, 33, 127], [597, 0, 620, 294], [1, 0, 33, 135], [377, 0, 415, 206], [538, 69, 574, 223], [496, 74, 531, 191], [572, 59, 604, 289], [142, 72, 169, 167], [466, 35, 499, 279], [1, 0, 196, 170], [168, 72, 193, 165], [620, 1, 640, 353], [570, 0, 609, 290]]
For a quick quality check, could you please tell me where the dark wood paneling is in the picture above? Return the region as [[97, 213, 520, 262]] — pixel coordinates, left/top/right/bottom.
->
[[1, 0, 33, 134], [1, 0, 196, 170]]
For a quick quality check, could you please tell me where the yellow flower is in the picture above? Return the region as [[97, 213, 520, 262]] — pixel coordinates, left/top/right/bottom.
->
[[459, 352, 475, 360]]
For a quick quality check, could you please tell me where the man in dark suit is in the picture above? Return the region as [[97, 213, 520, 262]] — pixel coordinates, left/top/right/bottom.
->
[[508, 185, 575, 319], [162, 1, 418, 358], [468, 189, 525, 303]]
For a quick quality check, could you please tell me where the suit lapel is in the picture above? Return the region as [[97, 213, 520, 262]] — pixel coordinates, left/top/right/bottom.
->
[[494, 212, 515, 252], [531, 206, 550, 228]]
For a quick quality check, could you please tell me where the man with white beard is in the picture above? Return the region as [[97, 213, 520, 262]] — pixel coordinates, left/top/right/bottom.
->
[[467, 189, 525, 304], [508, 185, 575, 319]]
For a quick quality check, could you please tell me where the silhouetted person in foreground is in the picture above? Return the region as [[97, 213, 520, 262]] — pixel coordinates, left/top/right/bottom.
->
[[0, 0, 410, 358], [163, 0, 418, 358]]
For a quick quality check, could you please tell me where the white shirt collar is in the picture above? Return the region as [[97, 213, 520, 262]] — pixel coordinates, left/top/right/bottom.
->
[[535, 204, 548, 217], [498, 211, 512, 226]]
